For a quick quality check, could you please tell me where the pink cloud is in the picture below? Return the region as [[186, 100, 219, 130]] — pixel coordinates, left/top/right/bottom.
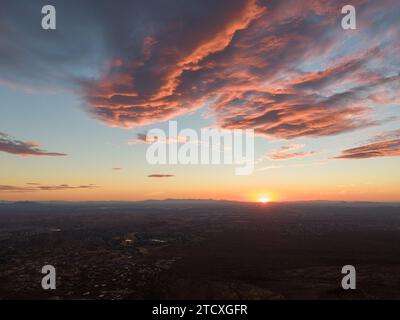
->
[[335, 138, 400, 159], [76, 0, 399, 141], [0, 132, 66, 157], [268, 144, 317, 160]]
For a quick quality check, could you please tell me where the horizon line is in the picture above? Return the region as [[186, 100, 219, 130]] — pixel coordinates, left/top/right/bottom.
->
[[1, 198, 400, 204]]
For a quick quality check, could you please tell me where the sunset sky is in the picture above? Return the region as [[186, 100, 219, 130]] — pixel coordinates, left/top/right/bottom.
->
[[0, 0, 399, 202]]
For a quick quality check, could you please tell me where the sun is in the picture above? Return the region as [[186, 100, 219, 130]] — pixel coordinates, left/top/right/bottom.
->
[[259, 196, 271, 204], [249, 191, 276, 203]]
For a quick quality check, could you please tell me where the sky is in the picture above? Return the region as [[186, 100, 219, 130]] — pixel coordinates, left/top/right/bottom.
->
[[0, 0, 399, 202]]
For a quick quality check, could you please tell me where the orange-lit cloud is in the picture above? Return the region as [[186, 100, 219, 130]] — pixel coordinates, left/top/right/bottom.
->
[[2, 1, 397, 142], [78, 0, 399, 141], [83, 0, 265, 128]]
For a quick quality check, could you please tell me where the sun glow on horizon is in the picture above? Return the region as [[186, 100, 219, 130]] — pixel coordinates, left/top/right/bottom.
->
[[248, 191, 277, 203], [259, 195, 271, 204]]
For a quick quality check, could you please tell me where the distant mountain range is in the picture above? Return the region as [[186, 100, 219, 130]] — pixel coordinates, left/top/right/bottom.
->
[[1, 199, 399, 207]]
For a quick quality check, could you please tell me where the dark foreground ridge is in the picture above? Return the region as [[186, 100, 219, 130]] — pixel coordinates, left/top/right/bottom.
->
[[1, 200, 400, 300]]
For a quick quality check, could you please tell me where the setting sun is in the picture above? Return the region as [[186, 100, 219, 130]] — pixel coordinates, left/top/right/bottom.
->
[[259, 196, 271, 204]]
